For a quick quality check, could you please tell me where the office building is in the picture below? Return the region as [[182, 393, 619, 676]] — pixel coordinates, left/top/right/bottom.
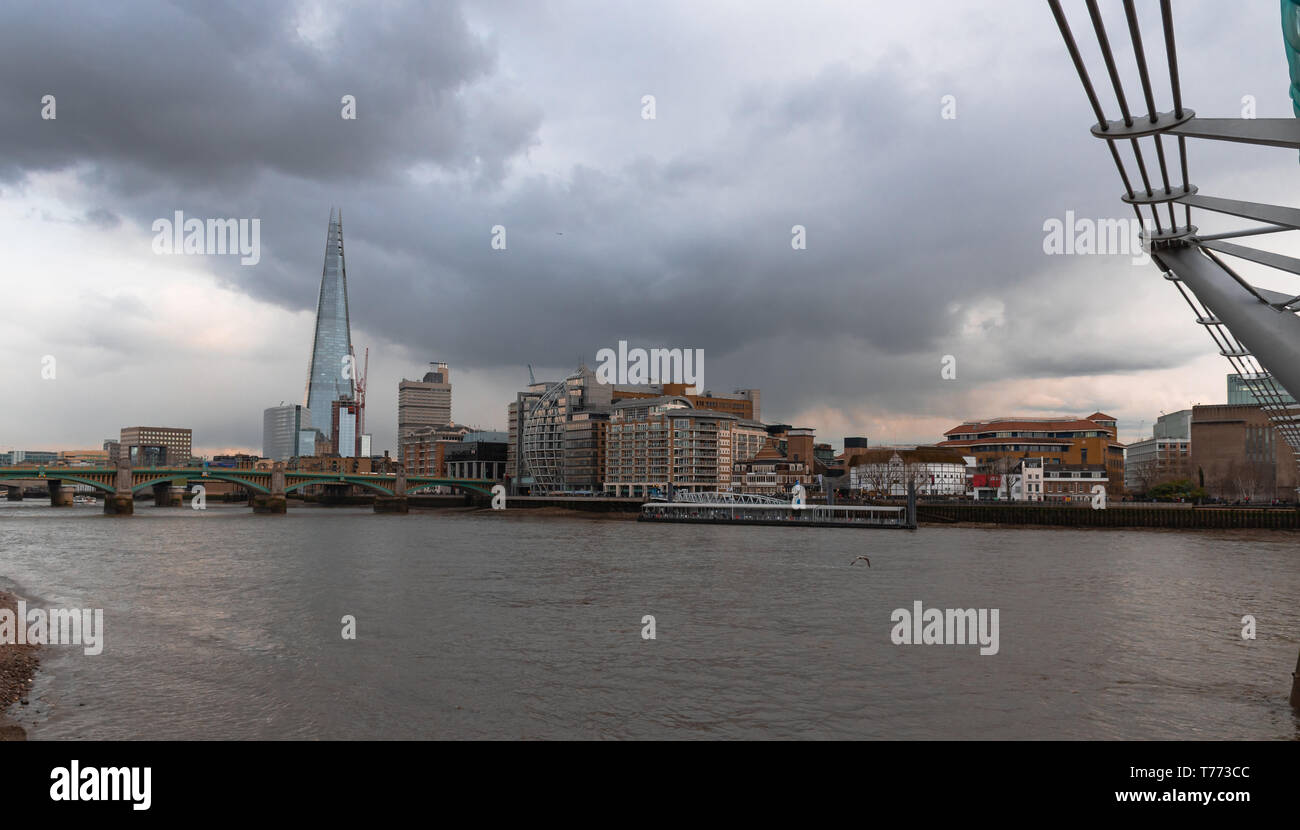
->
[[120, 426, 192, 466], [398, 363, 452, 455], [303, 208, 354, 440], [939, 413, 1125, 493], [512, 366, 612, 495], [331, 398, 362, 458], [1227, 373, 1297, 407], [445, 432, 508, 481], [1124, 409, 1192, 493], [263, 404, 312, 461]]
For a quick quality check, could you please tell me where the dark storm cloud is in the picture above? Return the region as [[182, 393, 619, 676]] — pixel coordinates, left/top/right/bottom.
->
[[0, 0, 528, 187], [1, 0, 1291, 445]]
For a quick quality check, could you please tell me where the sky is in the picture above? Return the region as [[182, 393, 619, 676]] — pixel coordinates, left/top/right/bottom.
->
[[5, 0, 1300, 456]]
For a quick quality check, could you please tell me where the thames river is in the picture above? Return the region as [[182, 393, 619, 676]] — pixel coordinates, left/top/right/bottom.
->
[[1, 501, 1297, 739]]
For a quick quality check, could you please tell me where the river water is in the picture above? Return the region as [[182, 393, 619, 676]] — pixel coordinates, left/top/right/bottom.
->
[[1, 501, 1297, 739]]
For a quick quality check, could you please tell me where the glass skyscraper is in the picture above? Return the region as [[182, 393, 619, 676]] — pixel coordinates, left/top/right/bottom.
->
[[304, 208, 354, 439]]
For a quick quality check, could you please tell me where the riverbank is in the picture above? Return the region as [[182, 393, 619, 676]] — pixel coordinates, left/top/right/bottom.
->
[[0, 589, 38, 740]]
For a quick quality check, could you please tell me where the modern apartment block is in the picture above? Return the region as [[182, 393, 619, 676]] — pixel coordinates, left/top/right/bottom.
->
[[602, 396, 741, 497], [263, 404, 312, 461], [564, 411, 609, 493], [119, 426, 192, 466], [939, 412, 1125, 493], [398, 363, 452, 454]]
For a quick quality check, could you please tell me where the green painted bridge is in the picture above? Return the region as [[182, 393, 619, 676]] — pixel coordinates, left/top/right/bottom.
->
[[0, 464, 498, 515]]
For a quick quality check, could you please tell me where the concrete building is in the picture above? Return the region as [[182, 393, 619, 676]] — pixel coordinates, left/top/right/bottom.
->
[[398, 363, 452, 455], [120, 426, 192, 466], [1124, 409, 1192, 494], [263, 404, 312, 461], [1190, 404, 1297, 501]]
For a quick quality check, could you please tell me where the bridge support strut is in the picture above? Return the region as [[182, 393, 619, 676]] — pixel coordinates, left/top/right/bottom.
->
[[252, 462, 287, 514], [374, 468, 409, 513], [104, 464, 134, 515]]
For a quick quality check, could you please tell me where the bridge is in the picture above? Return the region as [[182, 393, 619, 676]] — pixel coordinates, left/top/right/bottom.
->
[[1047, 0, 1300, 709], [0, 464, 496, 514]]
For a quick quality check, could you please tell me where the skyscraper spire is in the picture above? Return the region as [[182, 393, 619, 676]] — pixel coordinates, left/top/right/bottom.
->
[[304, 207, 354, 439]]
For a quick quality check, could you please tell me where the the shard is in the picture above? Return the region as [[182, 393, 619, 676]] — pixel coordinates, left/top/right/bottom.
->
[[303, 208, 354, 439]]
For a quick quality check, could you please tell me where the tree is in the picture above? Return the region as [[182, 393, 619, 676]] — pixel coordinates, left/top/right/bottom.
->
[[1148, 478, 1208, 502], [990, 455, 1023, 501]]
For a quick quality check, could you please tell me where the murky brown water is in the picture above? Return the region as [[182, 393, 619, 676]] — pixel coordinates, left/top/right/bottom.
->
[[1, 501, 1297, 739]]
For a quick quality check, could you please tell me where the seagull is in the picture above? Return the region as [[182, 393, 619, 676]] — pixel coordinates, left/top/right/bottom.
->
[[851, 555, 871, 567]]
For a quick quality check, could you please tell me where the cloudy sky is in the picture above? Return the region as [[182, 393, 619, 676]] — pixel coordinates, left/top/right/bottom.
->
[[5, 0, 1300, 456]]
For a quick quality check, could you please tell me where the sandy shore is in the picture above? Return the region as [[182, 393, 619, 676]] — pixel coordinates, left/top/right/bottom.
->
[[0, 589, 39, 741]]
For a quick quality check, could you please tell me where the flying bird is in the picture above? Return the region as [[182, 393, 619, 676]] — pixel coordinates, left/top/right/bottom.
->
[[851, 556, 870, 567]]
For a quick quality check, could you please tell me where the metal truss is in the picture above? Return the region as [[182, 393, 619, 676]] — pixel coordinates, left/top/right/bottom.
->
[[672, 491, 788, 504], [1049, 0, 1300, 481]]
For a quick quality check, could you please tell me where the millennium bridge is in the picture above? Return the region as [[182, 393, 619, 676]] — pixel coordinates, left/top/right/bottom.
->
[[0, 464, 497, 514]]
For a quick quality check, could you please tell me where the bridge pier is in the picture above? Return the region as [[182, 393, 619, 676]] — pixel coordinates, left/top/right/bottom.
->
[[104, 463, 133, 516], [152, 482, 184, 507], [374, 469, 408, 513], [6, 485, 22, 501], [252, 462, 287, 515], [47, 480, 74, 507]]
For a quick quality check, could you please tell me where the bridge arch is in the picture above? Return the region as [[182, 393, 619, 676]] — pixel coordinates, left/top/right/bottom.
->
[[283, 477, 395, 496], [128, 473, 271, 496], [406, 481, 494, 497], [0, 472, 116, 494]]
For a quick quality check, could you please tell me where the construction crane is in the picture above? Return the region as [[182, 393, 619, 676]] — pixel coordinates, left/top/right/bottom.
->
[[352, 345, 369, 438]]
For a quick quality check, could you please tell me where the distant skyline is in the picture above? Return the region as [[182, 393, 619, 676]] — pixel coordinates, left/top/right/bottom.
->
[[3, 1, 1297, 457]]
